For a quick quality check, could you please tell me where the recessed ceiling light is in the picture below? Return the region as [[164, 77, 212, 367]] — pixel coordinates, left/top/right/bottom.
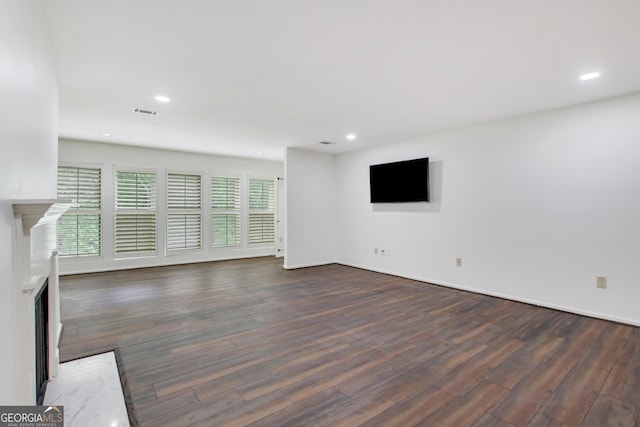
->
[[100, 133, 113, 137], [154, 95, 170, 103], [579, 72, 600, 81], [256, 152, 263, 156], [346, 133, 357, 140]]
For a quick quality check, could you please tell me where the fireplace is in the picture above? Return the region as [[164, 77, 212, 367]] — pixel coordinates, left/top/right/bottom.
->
[[35, 279, 49, 404], [12, 200, 72, 403]]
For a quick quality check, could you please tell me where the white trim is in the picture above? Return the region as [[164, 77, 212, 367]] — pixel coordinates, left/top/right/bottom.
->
[[338, 261, 640, 328], [283, 261, 336, 270], [59, 253, 277, 275]]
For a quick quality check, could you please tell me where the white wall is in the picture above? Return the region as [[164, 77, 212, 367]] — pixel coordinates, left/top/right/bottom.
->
[[284, 148, 337, 269], [58, 139, 283, 274], [334, 93, 640, 325], [0, 0, 58, 404]]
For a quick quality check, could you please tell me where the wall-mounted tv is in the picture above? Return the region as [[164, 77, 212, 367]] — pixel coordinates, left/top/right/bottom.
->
[[370, 157, 429, 203]]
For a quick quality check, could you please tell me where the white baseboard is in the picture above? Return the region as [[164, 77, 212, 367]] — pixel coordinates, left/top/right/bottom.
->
[[283, 260, 336, 270], [338, 261, 640, 328], [60, 253, 277, 276]]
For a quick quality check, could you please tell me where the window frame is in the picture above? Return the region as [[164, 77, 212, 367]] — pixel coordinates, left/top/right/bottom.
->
[[113, 166, 158, 258], [166, 170, 203, 254], [247, 176, 276, 247], [210, 174, 242, 249], [56, 163, 104, 261]]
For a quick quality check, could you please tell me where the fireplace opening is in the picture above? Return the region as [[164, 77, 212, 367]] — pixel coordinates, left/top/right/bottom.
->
[[35, 278, 49, 404]]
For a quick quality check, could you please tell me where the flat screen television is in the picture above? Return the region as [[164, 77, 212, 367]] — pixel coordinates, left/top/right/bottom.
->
[[370, 157, 429, 203]]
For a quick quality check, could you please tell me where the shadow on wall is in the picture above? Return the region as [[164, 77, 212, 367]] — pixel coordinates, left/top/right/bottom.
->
[[372, 160, 443, 213]]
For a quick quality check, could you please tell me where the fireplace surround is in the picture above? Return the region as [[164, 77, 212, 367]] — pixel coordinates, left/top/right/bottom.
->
[[12, 199, 72, 403]]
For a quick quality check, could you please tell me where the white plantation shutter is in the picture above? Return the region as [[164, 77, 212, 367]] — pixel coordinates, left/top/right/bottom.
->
[[168, 173, 201, 209], [211, 214, 240, 247], [115, 170, 157, 254], [57, 214, 101, 257], [115, 214, 156, 252], [167, 173, 202, 251], [248, 213, 275, 244], [248, 178, 275, 245], [211, 176, 241, 248], [57, 166, 102, 257], [167, 214, 202, 250]]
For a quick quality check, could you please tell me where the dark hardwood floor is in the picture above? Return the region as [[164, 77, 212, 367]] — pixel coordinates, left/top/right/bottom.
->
[[59, 257, 640, 426]]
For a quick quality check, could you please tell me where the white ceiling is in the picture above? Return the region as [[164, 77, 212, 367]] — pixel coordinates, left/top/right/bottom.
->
[[45, 0, 640, 161]]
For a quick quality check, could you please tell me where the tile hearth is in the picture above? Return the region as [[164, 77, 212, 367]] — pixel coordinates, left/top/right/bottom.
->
[[43, 351, 130, 427]]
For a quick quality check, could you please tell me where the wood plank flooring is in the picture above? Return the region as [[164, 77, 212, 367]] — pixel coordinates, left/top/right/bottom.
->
[[58, 257, 640, 426]]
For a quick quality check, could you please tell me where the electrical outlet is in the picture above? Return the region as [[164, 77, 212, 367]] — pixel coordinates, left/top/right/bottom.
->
[[456, 258, 462, 267], [596, 276, 607, 289]]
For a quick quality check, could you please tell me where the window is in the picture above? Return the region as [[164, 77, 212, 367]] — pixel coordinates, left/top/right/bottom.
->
[[211, 176, 241, 248], [248, 178, 275, 245], [115, 170, 157, 254], [167, 173, 202, 251], [57, 166, 102, 257]]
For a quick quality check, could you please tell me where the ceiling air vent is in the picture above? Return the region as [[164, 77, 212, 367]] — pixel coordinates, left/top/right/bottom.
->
[[319, 141, 336, 145], [133, 108, 158, 116]]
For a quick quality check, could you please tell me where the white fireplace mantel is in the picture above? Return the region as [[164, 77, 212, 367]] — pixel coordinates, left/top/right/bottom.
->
[[12, 198, 75, 235], [12, 199, 74, 288]]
